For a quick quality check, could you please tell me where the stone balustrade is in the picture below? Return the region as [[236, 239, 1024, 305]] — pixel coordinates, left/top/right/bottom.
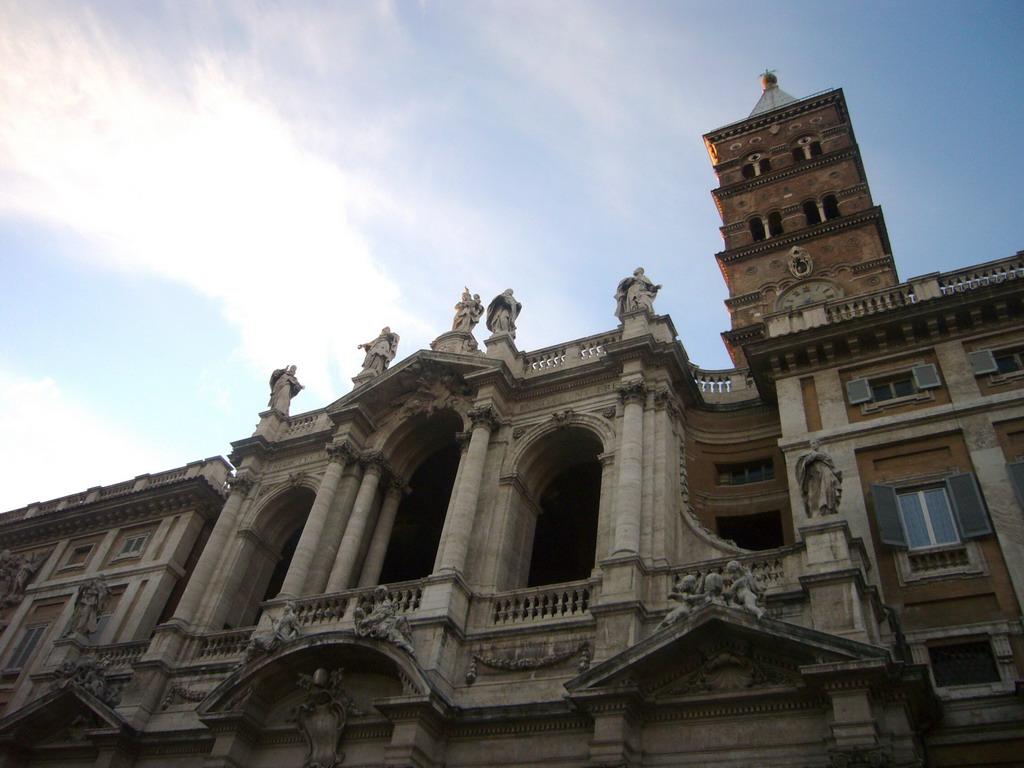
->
[[667, 551, 791, 594], [193, 628, 254, 660], [489, 581, 593, 625], [522, 332, 620, 376], [93, 640, 149, 670], [691, 366, 755, 403], [283, 412, 332, 438], [937, 253, 1024, 294], [824, 284, 917, 323]]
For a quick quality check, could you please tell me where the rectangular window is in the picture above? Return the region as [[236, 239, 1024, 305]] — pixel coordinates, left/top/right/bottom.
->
[[929, 641, 1000, 687], [897, 487, 960, 548], [968, 348, 1024, 377], [63, 544, 94, 569], [718, 460, 775, 486], [871, 472, 992, 549], [5, 625, 48, 671], [847, 364, 942, 406], [114, 534, 148, 560], [996, 351, 1024, 374]]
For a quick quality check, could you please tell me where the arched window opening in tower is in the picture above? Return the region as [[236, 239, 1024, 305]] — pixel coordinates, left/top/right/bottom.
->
[[803, 200, 822, 226], [823, 194, 840, 220], [749, 217, 766, 242], [378, 442, 460, 584], [767, 211, 784, 237], [793, 136, 823, 162]]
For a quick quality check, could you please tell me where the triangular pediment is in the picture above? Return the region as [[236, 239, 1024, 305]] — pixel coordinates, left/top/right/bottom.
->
[[0, 684, 132, 747], [566, 604, 889, 702], [325, 350, 501, 417]]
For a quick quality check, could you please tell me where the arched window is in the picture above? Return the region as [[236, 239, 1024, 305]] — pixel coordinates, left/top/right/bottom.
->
[[528, 458, 601, 586], [742, 153, 771, 179], [793, 136, 823, 162], [749, 217, 766, 242], [767, 211, 784, 237], [803, 200, 822, 226], [823, 194, 840, 220]]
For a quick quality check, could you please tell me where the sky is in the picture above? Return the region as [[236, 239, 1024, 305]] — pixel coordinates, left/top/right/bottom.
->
[[1, 0, 1021, 511]]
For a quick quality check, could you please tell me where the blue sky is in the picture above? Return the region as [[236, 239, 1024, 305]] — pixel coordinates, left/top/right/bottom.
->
[[1, 1, 1021, 510]]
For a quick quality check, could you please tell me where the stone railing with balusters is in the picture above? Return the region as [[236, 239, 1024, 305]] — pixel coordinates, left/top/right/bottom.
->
[[936, 253, 1024, 295], [667, 550, 793, 594], [823, 283, 918, 323], [353, 581, 424, 616], [292, 593, 350, 627], [691, 366, 756, 403], [93, 640, 149, 671], [193, 628, 255, 661], [522, 332, 621, 376], [283, 412, 332, 439], [488, 581, 593, 625]]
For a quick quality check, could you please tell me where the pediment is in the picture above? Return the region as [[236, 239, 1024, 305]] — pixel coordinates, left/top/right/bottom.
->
[[325, 351, 501, 420], [565, 604, 889, 703], [0, 684, 131, 746]]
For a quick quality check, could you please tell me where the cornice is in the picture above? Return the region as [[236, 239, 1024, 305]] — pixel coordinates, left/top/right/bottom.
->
[[0, 480, 224, 547], [703, 88, 844, 142]]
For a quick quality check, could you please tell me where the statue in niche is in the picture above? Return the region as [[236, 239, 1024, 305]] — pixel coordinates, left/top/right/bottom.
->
[[452, 287, 484, 332], [614, 267, 661, 318], [485, 289, 522, 339], [656, 574, 709, 631], [269, 365, 304, 415], [796, 439, 843, 518], [353, 586, 415, 655], [788, 246, 813, 279], [725, 560, 765, 619], [241, 601, 300, 665], [0, 549, 50, 606], [64, 577, 112, 638], [296, 667, 358, 768], [358, 327, 400, 376]]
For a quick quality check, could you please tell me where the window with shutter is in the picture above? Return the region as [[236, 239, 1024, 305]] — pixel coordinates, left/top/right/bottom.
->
[[912, 364, 941, 390], [847, 378, 872, 405], [968, 350, 998, 375], [1007, 461, 1024, 510], [872, 472, 991, 550]]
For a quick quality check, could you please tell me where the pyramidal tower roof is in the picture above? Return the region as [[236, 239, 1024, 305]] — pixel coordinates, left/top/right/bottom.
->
[[749, 71, 797, 117]]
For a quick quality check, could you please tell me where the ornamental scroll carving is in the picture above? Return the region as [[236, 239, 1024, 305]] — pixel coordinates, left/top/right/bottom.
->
[[616, 380, 648, 406], [466, 641, 591, 683]]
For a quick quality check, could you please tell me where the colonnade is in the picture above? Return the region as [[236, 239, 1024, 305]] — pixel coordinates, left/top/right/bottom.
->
[[172, 405, 503, 633]]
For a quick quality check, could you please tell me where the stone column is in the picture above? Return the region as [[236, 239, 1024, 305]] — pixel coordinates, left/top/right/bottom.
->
[[431, 430, 471, 573], [277, 442, 353, 599], [612, 380, 647, 555], [304, 461, 363, 595], [172, 474, 253, 627], [357, 479, 408, 587], [436, 405, 499, 574], [325, 454, 388, 592]]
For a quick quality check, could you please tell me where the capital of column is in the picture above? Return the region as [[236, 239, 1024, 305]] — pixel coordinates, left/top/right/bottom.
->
[[616, 380, 648, 406], [226, 473, 254, 496], [325, 439, 358, 465], [359, 451, 389, 475], [384, 475, 409, 496], [468, 404, 501, 431], [455, 431, 472, 453]]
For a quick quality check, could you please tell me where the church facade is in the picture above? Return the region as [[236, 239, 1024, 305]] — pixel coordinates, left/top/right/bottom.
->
[[1, 76, 1023, 768]]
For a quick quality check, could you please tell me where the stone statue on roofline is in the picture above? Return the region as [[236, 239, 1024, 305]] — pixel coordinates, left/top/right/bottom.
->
[[358, 327, 400, 376], [615, 267, 661, 318], [452, 287, 484, 332], [485, 289, 522, 339], [796, 439, 842, 518], [269, 365, 304, 415]]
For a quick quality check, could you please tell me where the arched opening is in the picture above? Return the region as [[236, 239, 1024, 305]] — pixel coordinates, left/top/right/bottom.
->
[[767, 211, 784, 237], [378, 443, 460, 583], [508, 426, 604, 589], [225, 487, 316, 629], [527, 459, 601, 586], [741, 163, 756, 179], [749, 217, 766, 242], [823, 194, 840, 220], [803, 200, 822, 226], [758, 157, 772, 174]]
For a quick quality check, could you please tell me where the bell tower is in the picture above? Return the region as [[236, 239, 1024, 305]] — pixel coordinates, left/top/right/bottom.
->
[[704, 73, 899, 364]]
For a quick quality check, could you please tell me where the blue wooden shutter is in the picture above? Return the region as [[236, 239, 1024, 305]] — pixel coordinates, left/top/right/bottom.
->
[[1006, 461, 1024, 510], [945, 472, 992, 539], [871, 483, 907, 547]]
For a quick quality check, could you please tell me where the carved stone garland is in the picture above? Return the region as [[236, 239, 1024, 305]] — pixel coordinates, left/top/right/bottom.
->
[[466, 641, 591, 684]]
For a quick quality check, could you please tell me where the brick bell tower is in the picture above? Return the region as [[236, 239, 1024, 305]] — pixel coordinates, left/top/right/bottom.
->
[[704, 73, 899, 365]]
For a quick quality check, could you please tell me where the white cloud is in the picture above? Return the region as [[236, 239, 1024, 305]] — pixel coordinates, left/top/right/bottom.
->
[[0, 367, 173, 512]]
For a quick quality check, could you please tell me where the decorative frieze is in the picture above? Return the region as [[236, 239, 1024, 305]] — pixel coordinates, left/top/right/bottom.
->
[[466, 641, 591, 683]]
